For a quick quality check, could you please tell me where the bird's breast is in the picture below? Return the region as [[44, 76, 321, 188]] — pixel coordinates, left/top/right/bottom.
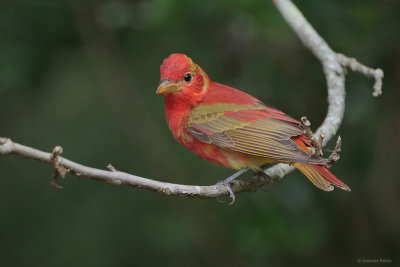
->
[[165, 105, 192, 144]]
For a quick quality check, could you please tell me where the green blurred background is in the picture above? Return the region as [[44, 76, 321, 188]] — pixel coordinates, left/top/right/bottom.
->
[[1, 0, 399, 266]]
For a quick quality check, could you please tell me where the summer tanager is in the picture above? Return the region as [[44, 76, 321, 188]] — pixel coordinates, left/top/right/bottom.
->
[[156, 53, 350, 200]]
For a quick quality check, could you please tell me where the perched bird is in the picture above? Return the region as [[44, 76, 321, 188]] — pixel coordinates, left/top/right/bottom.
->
[[156, 53, 350, 202]]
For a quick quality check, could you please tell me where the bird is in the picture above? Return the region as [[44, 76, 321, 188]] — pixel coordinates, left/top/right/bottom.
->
[[156, 53, 350, 203]]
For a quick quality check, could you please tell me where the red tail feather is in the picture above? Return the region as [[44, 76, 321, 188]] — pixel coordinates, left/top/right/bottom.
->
[[294, 163, 351, 191], [311, 164, 351, 191]]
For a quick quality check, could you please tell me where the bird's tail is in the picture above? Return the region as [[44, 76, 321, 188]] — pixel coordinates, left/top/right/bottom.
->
[[293, 163, 351, 191]]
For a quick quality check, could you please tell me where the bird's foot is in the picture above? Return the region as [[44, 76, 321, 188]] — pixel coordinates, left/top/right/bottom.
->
[[216, 180, 236, 205], [215, 167, 249, 205], [257, 171, 274, 191]]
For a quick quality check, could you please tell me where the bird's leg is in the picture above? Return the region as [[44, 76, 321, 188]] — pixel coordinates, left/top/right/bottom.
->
[[221, 167, 250, 184], [216, 167, 250, 205]]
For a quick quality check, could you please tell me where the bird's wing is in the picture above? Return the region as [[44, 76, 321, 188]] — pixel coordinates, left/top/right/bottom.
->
[[186, 101, 323, 164]]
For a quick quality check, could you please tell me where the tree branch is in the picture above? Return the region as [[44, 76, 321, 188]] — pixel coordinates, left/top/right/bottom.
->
[[265, 0, 383, 180], [336, 53, 384, 97], [0, 137, 267, 199], [0, 0, 383, 199]]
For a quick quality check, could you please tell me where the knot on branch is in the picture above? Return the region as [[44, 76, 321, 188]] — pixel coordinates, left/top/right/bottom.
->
[[0, 137, 7, 145], [0, 137, 13, 155], [107, 164, 118, 172]]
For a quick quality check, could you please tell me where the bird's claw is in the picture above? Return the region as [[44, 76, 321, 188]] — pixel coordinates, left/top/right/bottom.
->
[[257, 171, 274, 191], [216, 180, 236, 205], [215, 168, 249, 204]]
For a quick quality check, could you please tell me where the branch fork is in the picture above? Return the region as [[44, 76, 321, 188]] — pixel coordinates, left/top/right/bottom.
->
[[336, 53, 384, 97]]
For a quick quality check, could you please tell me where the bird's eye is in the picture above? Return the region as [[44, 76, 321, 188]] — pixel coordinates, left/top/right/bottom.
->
[[183, 73, 192, 82]]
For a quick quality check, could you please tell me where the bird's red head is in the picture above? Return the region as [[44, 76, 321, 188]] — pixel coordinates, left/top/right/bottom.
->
[[156, 54, 210, 104]]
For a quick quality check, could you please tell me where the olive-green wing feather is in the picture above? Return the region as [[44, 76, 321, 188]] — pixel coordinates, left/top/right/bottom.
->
[[186, 103, 323, 164]]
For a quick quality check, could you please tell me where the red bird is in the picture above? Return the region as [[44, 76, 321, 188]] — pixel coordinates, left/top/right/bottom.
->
[[157, 53, 350, 201]]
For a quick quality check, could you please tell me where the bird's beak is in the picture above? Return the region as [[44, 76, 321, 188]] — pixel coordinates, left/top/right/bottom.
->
[[156, 79, 180, 95]]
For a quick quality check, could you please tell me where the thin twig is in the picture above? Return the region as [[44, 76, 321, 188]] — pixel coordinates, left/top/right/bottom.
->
[[326, 136, 342, 168], [318, 131, 326, 157], [336, 53, 384, 97], [300, 116, 322, 155], [50, 146, 65, 189]]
